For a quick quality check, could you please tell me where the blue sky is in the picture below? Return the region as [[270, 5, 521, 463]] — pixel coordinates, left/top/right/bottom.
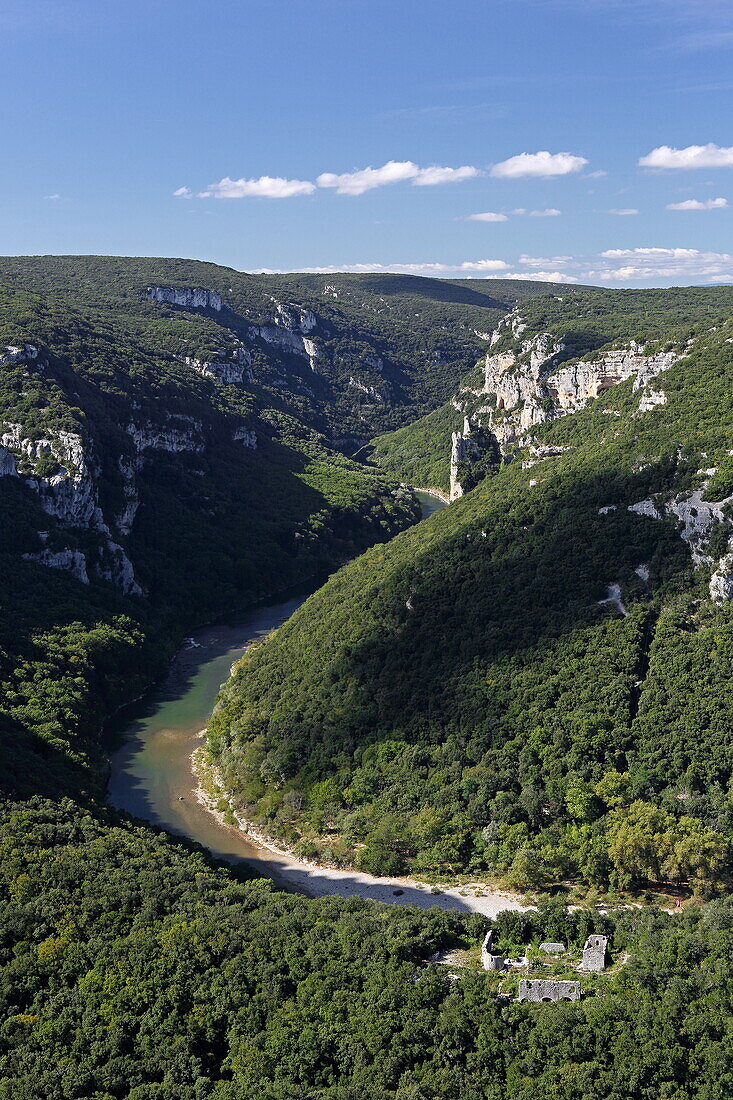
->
[[3, 0, 733, 286]]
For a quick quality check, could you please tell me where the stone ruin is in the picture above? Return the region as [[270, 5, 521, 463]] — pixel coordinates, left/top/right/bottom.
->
[[581, 935, 608, 971], [481, 930, 506, 971], [518, 979, 581, 1003]]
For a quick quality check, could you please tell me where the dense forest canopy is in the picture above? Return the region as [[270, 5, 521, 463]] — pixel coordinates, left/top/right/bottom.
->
[[1, 258, 733, 1097], [210, 287, 733, 894]]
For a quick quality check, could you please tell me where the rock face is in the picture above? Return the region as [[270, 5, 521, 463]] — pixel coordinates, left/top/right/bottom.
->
[[126, 418, 205, 455], [22, 548, 89, 585], [248, 303, 322, 371], [628, 486, 733, 600], [1, 343, 39, 366], [450, 417, 482, 501], [446, 315, 685, 494], [232, 426, 257, 449], [581, 935, 608, 971], [449, 415, 497, 501], [1, 419, 142, 596], [184, 344, 253, 385], [517, 980, 580, 1003], [145, 286, 222, 311]]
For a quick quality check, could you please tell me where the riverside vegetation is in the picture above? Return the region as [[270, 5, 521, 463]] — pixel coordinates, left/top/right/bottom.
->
[[210, 285, 733, 898], [1, 258, 733, 1098]]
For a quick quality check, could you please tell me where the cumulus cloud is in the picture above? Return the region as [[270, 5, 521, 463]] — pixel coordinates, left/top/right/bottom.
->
[[411, 164, 479, 186], [316, 160, 478, 195], [607, 208, 639, 215], [490, 151, 588, 178], [589, 246, 733, 282], [467, 208, 560, 222], [173, 186, 192, 198], [639, 143, 733, 170], [199, 176, 316, 198], [467, 211, 508, 222], [253, 258, 509, 276], [666, 197, 728, 210], [503, 271, 579, 283]]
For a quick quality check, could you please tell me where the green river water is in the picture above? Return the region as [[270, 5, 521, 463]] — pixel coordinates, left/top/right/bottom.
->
[[107, 491, 447, 885]]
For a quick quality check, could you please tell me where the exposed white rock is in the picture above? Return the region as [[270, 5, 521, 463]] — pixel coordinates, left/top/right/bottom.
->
[[635, 563, 650, 583], [1, 343, 38, 365], [449, 416, 485, 501], [232, 426, 257, 449], [145, 286, 222, 311], [127, 420, 204, 455], [273, 302, 317, 334], [22, 548, 89, 584], [348, 376, 386, 401], [629, 486, 733, 601], [184, 344, 253, 385], [598, 505, 617, 515], [637, 388, 667, 413], [599, 583, 628, 617], [95, 539, 143, 596], [116, 456, 139, 535], [710, 554, 733, 603], [0, 446, 17, 476]]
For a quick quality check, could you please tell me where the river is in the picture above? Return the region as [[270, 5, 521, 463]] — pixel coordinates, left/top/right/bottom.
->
[[108, 489, 524, 916]]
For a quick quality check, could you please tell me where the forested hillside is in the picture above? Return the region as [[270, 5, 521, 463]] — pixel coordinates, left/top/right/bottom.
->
[[210, 287, 733, 894], [3, 260, 733, 1098], [371, 285, 733, 491], [2, 798, 733, 1099]]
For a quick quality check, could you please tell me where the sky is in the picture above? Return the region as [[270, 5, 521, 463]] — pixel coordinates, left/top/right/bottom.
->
[[3, 0, 733, 287]]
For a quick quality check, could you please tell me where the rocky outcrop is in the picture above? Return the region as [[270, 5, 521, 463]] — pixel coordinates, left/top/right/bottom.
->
[[116, 456, 140, 535], [2, 420, 142, 595], [546, 344, 679, 414], [232, 426, 257, 449], [450, 417, 483, 501], [1, 343, 39, 366], [127, 418, 204, 455], [248, 302, 322, 371], [628, 482, 733, 602], [22, 548, 89, 584], [348, 376, 387, 402], [145, 286, 222, 311], [184, 343, 253, 385]]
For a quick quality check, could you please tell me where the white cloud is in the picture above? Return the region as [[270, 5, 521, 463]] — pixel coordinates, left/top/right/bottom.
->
[[468, 208, 560, 221], [199, 175, 316, 198], [253, 258, 509, 276], [173, 186, 192, 198], [666, 196, 728, 210], [589, 246, 733, 282], [503, 271, 579, 283], [43, 193, 61, 201], [317, 161, 419, 195], [585, 170, 608, 179], [607, 208, 639, 215], [639, 143, 733, 170], [519, 255, 572, 268], [412, 165, 479, 186], [316, 160, 479, 195], [467, 211, 508, 222], [490, 151, 588, 178]]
